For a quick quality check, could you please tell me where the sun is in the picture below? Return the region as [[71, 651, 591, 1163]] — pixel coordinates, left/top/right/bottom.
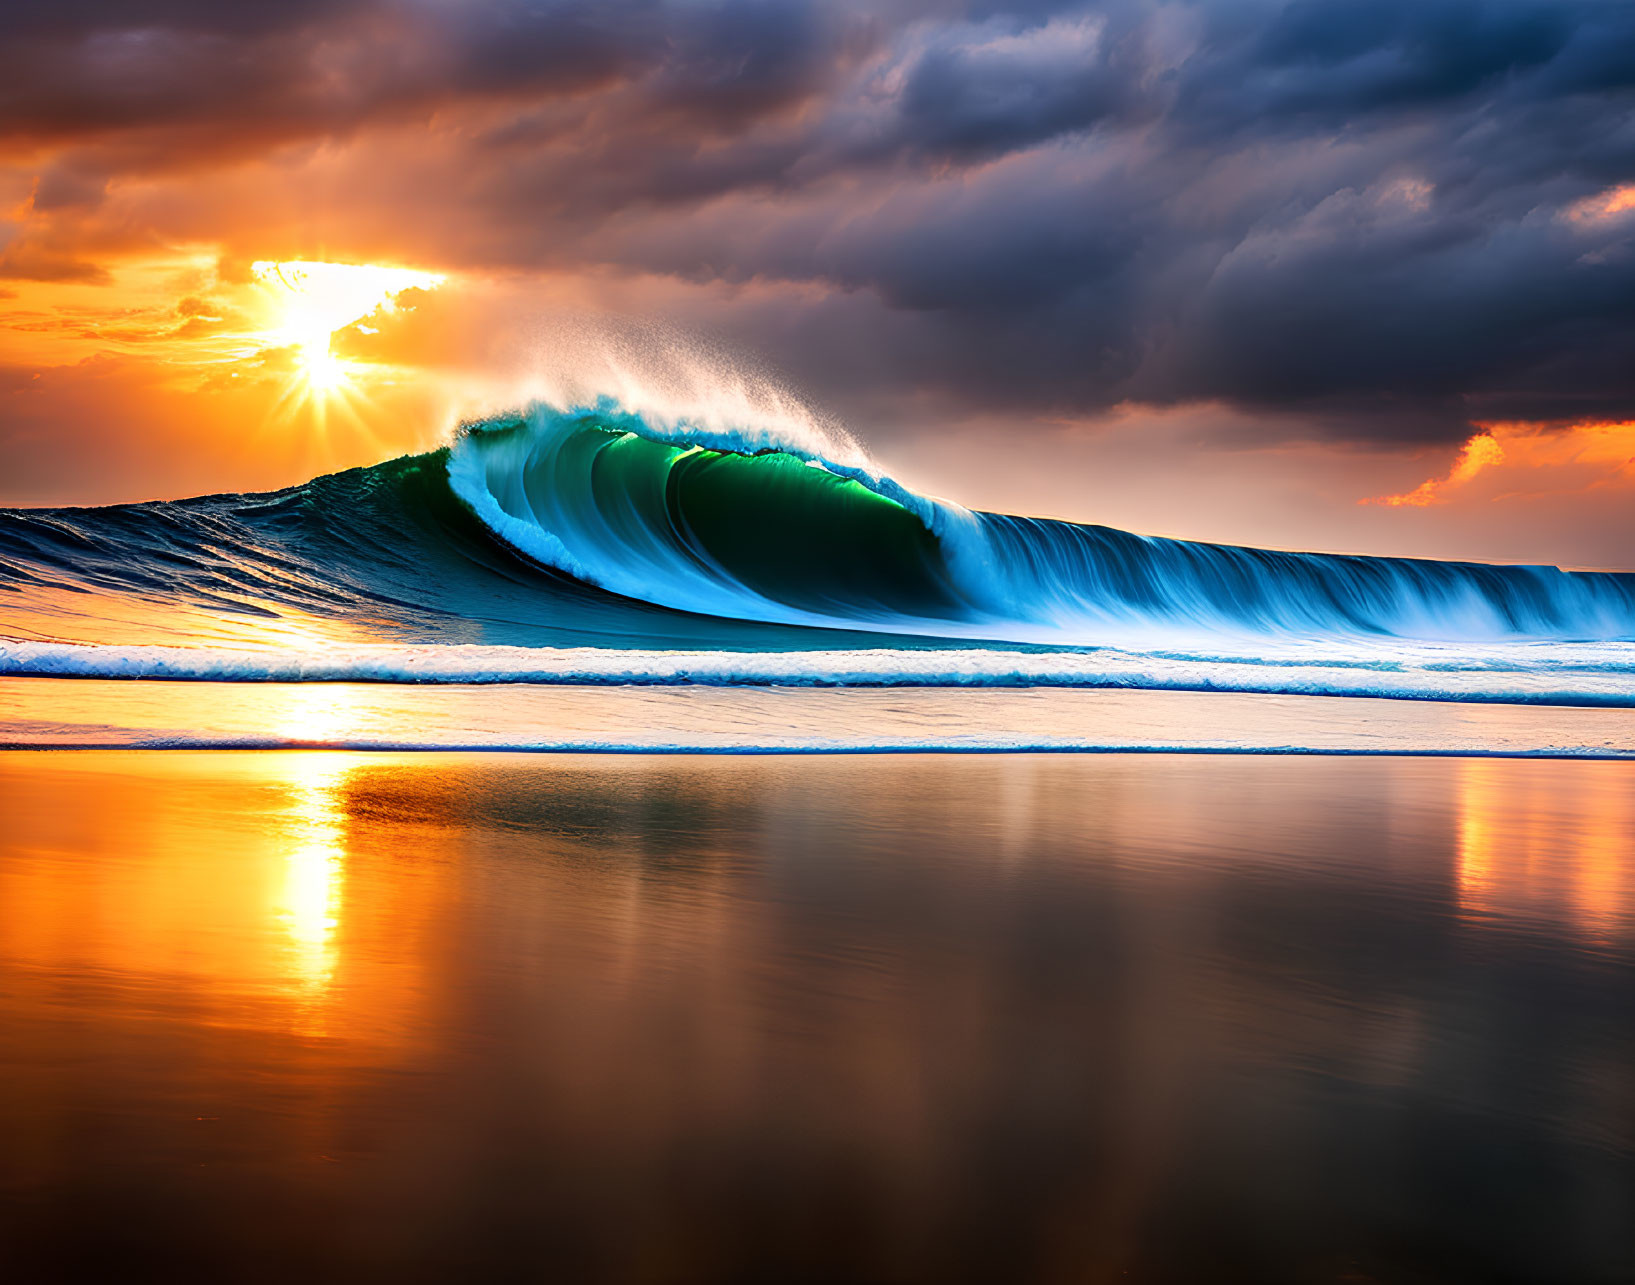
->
[[300, 344, 348, 394], [252, 260, 444, 405]]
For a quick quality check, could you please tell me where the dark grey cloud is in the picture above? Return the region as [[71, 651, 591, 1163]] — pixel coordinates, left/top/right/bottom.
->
[[2, 0, 1634, 441], [876, 10, 1138, 161], [1177, 0, 1577, 133]]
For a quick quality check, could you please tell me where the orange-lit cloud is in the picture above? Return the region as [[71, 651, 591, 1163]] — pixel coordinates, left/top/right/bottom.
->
[[0, 250, 473, 504], [0, 253, 441, 369], [0, 251, 448, 452], [1563, 183, 1635, 224], [1367, 421, 1635, 508], [1367, 433, 1505, 506]]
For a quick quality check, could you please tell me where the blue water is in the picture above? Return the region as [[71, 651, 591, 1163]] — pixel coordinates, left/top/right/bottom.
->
[[3, 400, 1634, 715]]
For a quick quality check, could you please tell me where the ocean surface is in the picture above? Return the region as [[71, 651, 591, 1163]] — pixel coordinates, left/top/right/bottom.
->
[[3, 400, 1634, 747], [1, 751, 1631, 1282]]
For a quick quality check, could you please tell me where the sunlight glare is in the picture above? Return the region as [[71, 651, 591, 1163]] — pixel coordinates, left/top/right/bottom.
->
[[302, 344, 348, 393], [252, 259, 444, 405]]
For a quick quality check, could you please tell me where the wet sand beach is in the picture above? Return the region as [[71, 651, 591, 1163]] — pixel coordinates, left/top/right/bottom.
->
[[2, 750, 1631, 1282]]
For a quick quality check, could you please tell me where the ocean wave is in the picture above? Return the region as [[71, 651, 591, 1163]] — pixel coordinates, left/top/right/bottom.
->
[[450, 403, 1635, 646], [3, 398, 1634, 672]]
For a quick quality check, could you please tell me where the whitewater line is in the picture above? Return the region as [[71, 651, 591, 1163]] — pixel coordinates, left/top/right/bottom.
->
[[5, 639, 1635, 705]]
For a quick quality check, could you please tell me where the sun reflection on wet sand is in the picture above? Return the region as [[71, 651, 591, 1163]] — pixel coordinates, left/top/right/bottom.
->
[[275, 755, 349, 1024], [0, 752, 443, 1047], [269, 683, 380, 746], [1456, 759, 1635, 943]]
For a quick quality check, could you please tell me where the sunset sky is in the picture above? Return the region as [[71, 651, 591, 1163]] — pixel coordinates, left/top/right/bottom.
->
[[3, 0, 1634, 568]]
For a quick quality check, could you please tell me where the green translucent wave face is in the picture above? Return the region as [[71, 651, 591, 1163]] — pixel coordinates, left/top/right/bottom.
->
[[540, 422, 967, 621]]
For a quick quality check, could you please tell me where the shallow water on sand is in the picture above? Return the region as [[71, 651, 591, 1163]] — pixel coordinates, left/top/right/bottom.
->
[[6, 678, 1635, 755], [1, 751, 1632, 1282]]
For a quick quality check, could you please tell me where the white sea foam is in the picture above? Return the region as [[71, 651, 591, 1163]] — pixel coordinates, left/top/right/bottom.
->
[[5, 638, 1635, 705]]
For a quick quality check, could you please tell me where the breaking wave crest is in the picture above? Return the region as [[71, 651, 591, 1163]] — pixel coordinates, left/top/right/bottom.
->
[[446, 402, 1635, 647]]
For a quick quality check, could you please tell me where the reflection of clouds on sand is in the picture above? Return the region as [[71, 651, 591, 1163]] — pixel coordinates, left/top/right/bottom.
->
[[1457, 760, 1635, 944], [1, 752, 1632, 1278]]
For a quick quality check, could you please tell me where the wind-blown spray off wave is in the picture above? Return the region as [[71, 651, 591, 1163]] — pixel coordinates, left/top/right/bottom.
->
[[3, 398, 1635, 705]]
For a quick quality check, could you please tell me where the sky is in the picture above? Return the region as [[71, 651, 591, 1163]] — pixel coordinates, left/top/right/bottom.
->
[[2, 0, 1634, 568]]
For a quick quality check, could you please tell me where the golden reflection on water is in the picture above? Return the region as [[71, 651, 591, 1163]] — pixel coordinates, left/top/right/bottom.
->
[[275, 755, 349, 1019], [1456, 759, 1635, 942], [269, 681, 379, 745], [0, 752, 442, 1047]]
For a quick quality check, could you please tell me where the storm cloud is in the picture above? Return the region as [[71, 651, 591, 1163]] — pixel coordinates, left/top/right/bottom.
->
[[3, 0, 1634, 441]]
